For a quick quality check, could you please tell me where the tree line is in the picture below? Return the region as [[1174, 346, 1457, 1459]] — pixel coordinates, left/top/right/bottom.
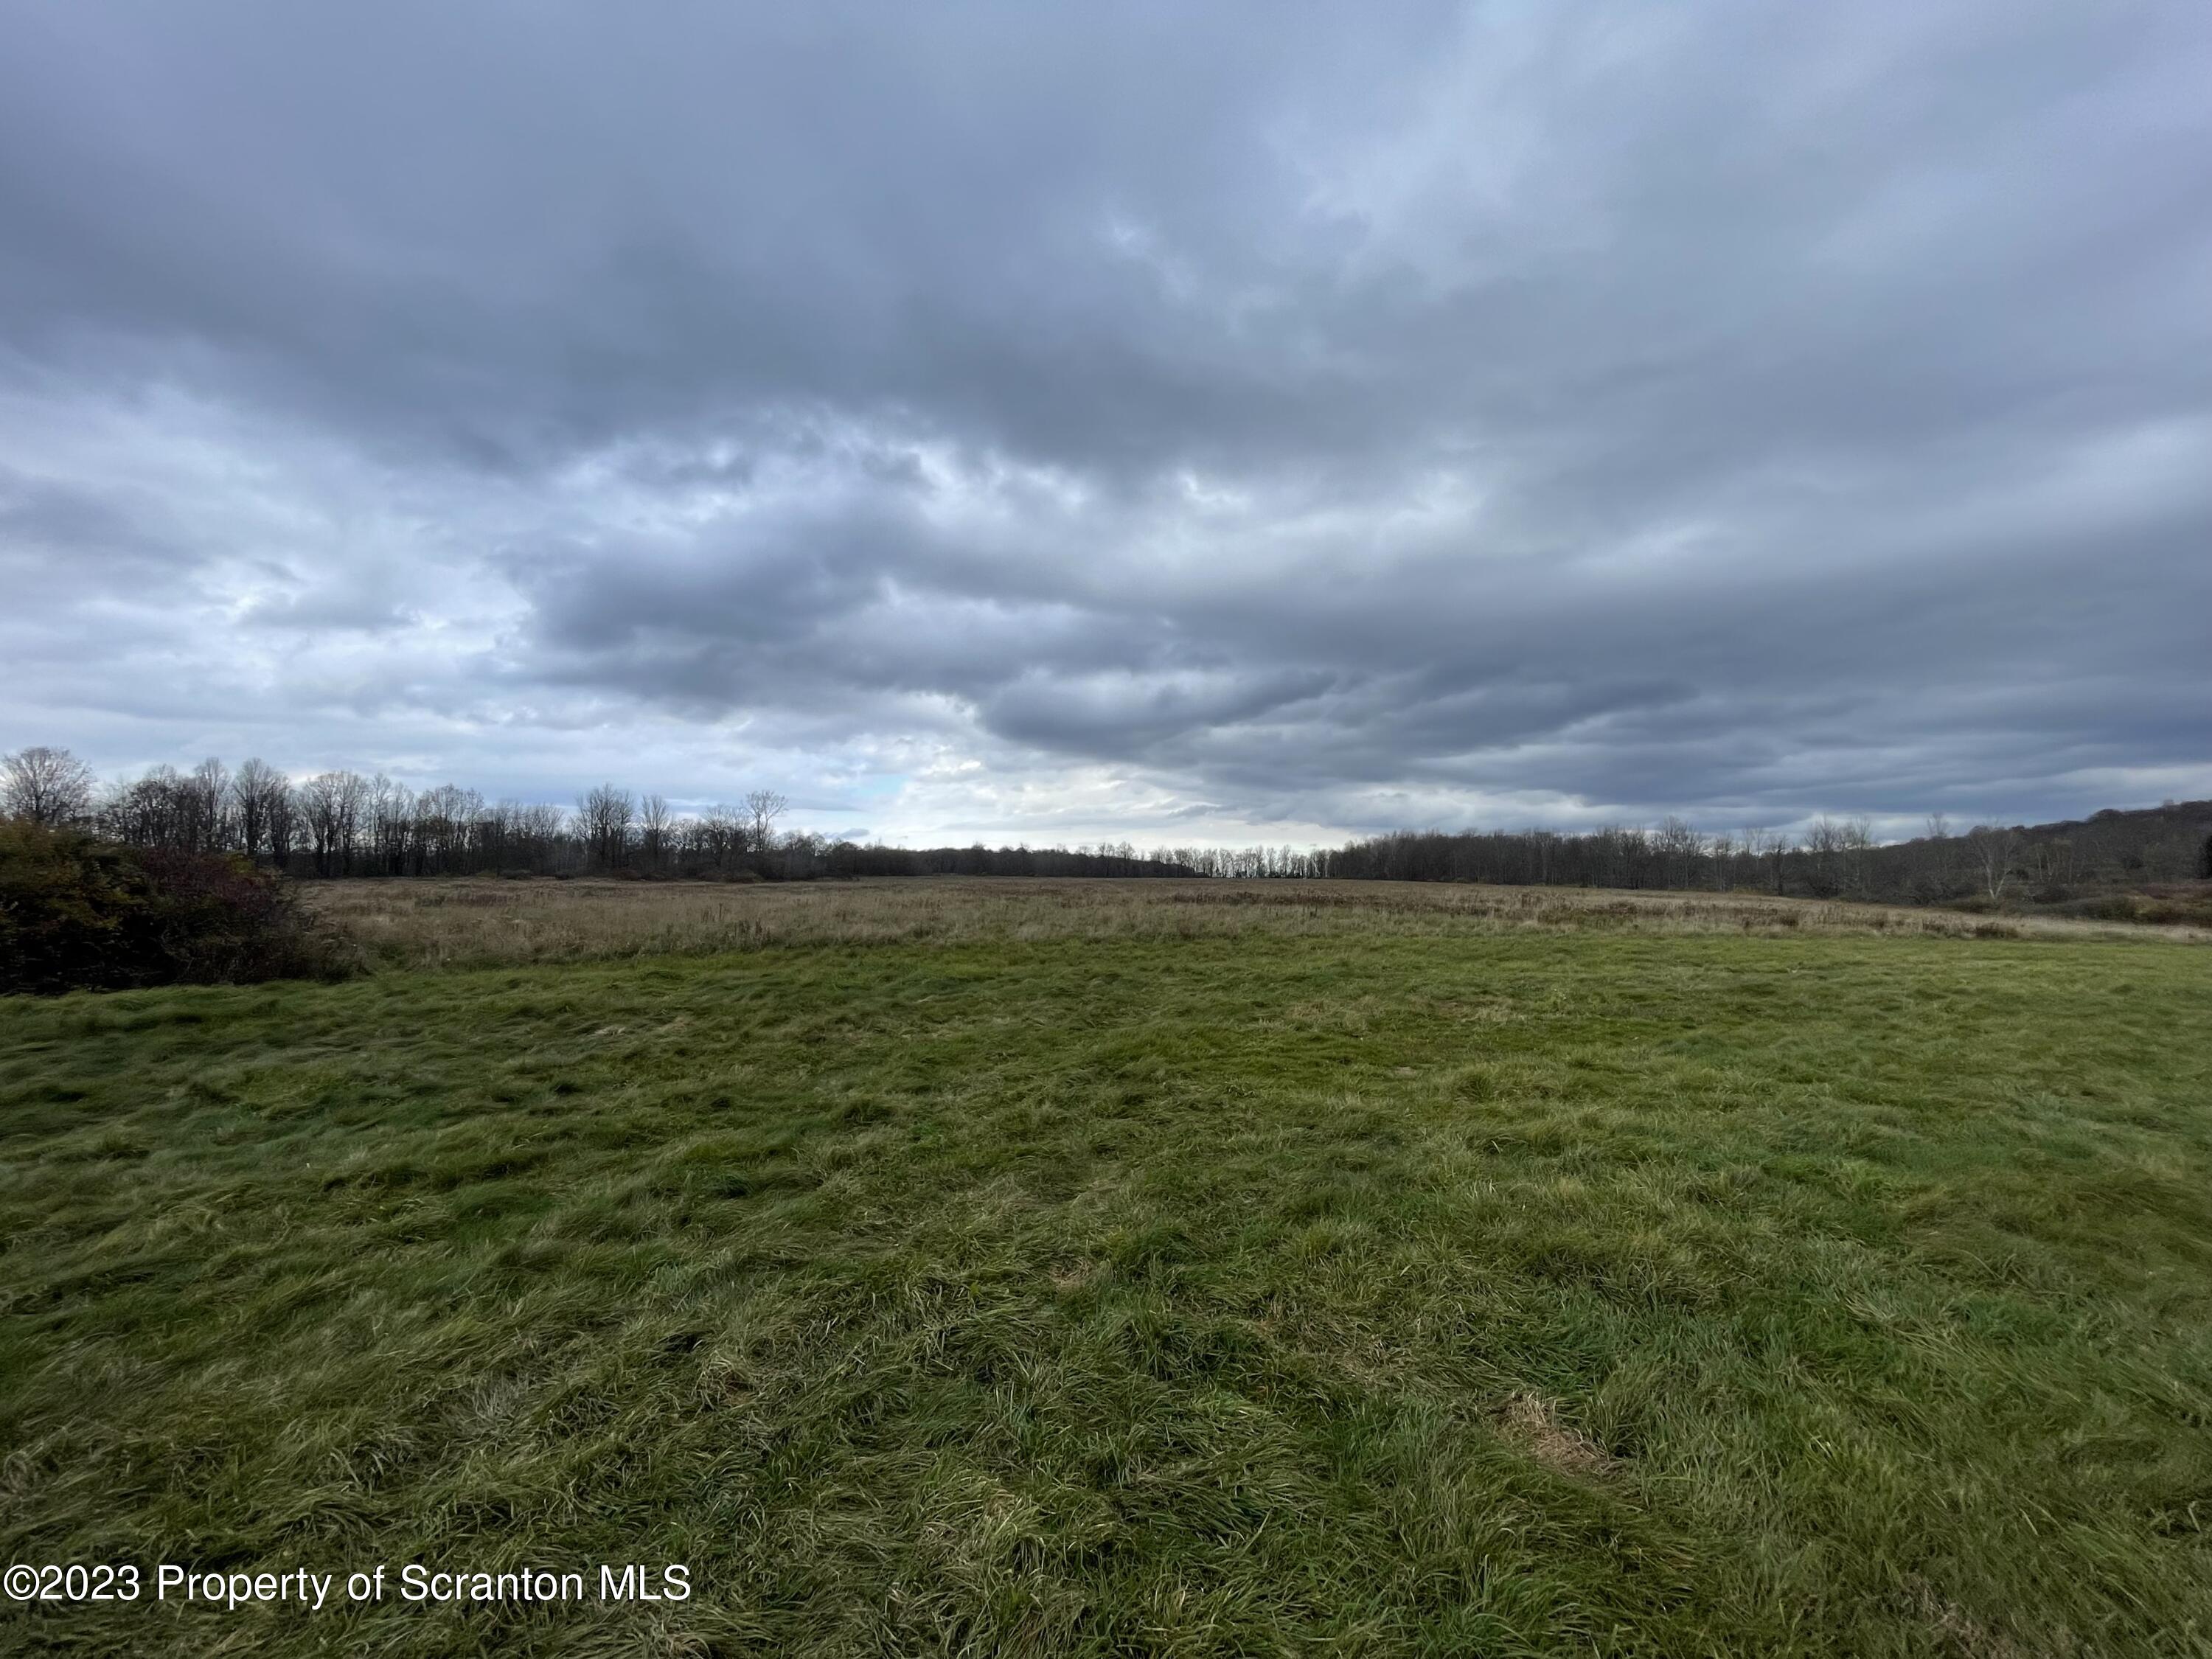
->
[[5, 744, 2207, 900], [1306, 810, 2211, 903], [0, 748, 1195, 880]]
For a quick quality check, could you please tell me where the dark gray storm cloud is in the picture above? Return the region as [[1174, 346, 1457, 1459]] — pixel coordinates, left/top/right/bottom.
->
[[4, 1, 2208, 841]]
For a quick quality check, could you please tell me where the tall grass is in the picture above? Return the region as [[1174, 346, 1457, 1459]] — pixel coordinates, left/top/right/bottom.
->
[[305, 876, 2200, 972]]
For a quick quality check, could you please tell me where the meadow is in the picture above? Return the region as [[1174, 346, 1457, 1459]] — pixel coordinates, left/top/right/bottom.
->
[[3, 879, 2211, 1655], [306, 874, 2194, 970]]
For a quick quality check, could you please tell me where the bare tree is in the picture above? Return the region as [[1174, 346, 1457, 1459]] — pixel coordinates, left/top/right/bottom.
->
[[232, 758, 289, 865], [300, 771, 367, 875], [2025, 834, 2076, 892], [639, 793, 672, 874], [1842, 816, 1875, 899], [1745, 827, 1790, 895], [2, 745, 98, 826], [1705, 830, 1736, 890], [1964, 825, 2019, 902], [265, 777, 299, 872], [1908, 812, 1958, 899], [102, 765, 178, 847], [579, 784, 635, 872], [414, 784, 481, 874], [698, 804, 745, 871], [522, 802, 567, 871], [1655, 815, 1703, 889], [1530, 827, 1558, 885], [744, 788, 788, 852], [299, 773, 338, 874], [185, 758, 232, 852], [1802, 818, 1845, 897], [366, 776, 414, 874], [1737, 826, 1772, 893]]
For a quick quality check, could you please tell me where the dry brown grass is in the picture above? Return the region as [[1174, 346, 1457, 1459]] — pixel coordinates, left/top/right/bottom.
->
[[300, 875, 2207, 970], [1498, 1393, 1617, 1480]]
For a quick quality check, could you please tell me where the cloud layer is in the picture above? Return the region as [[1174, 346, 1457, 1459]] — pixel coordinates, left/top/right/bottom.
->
[[6, 1, 2209, 843]]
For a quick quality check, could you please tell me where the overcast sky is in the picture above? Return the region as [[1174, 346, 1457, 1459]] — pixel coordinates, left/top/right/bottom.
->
[[4, 2, 2208, 846]]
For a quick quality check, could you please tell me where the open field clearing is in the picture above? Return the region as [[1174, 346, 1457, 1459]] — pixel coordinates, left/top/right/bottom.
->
[[305, 874, 2208, 972], [4, 888, 2212, 1655]]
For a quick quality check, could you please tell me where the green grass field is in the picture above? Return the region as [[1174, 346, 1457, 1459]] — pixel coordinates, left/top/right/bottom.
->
[[4, 884, 2211, 1655]]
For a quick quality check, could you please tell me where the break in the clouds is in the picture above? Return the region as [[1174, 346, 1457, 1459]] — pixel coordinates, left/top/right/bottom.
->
[[4, 1, 2209, 845]]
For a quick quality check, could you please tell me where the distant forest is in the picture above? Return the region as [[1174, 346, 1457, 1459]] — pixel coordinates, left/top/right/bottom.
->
[[5, 745, 2208, 905]]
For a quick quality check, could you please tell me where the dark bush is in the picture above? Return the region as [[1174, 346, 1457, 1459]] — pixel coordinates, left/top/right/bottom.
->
[[2053, 894, 2144, 923], [0, 824, 356, 994], [2135, 885, 2212, 928]]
